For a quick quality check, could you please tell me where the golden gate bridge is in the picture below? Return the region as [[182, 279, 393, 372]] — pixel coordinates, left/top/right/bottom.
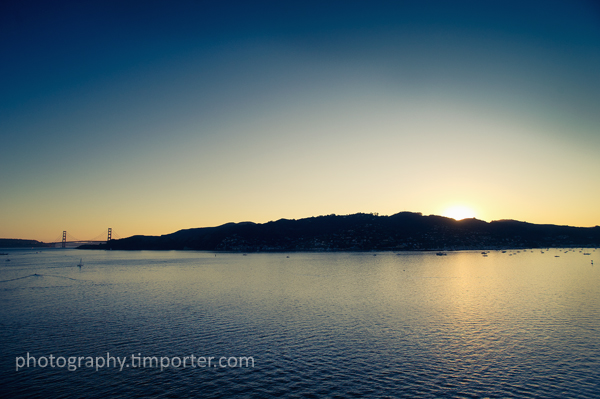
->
[[49, 228, 122, 248]]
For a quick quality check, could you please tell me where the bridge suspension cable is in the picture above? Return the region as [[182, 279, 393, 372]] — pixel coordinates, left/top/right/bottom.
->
[[52, 228, 119, 245], [89, 231, 108, 242], [65, 231, 82, 242]]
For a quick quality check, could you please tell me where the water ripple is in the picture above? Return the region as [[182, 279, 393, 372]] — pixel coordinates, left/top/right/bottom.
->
[[1, 250, 599, 398]]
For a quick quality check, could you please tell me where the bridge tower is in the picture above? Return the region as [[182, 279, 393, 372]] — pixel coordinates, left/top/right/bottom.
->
[[107, 228, 112, 241], [62, 231, 67, 248]]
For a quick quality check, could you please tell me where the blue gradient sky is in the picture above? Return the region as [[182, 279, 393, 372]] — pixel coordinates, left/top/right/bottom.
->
[[1, 0, 599, 242]]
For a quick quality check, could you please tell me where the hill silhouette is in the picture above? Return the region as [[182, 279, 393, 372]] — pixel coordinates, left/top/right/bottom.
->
[[79, 212, 600, 251], [0, 239, 50, 248]]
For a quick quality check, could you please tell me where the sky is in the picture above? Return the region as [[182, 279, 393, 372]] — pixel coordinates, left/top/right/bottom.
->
[[1, 0, 599, 242]]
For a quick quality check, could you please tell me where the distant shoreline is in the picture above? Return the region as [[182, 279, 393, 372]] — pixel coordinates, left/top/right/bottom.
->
[[75, 247, 597, 254], [0, 239, 51, 249]]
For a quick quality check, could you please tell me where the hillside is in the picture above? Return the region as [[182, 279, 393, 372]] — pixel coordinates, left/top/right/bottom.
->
[[79, 212, 600, 251], [0, 238, 51, 248]]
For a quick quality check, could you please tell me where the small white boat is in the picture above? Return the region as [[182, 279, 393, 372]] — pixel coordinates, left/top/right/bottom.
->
[[77, 259, 84, 267]]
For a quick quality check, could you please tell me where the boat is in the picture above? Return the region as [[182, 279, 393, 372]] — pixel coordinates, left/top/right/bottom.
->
[[77, 258, 84, 267], [435, 252, 447, 256]]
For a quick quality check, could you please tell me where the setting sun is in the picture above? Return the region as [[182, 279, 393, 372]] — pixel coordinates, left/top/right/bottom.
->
[[442, 206, 477, 220]]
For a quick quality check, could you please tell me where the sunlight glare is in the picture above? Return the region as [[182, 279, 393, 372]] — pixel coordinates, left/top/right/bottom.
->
[[442, 206, 476, 220]]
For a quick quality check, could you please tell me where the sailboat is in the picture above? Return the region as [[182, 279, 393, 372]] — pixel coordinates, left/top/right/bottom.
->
[[77, 258, 84, 268]]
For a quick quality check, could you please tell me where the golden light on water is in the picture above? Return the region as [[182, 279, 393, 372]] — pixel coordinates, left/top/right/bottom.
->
[[442, 206, 477, 221]]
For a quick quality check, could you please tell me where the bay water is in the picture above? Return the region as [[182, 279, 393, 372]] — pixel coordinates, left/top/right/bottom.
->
[[1, 248, 598, 398]]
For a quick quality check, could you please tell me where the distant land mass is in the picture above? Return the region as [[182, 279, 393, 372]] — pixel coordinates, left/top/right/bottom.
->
[[0, 239, 51, 248], [79, 212, 600, 252]]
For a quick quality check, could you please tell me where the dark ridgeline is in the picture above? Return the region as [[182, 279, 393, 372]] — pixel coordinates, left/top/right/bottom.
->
[[79, 212, 600, 251], [0, 239, 51, 248]]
